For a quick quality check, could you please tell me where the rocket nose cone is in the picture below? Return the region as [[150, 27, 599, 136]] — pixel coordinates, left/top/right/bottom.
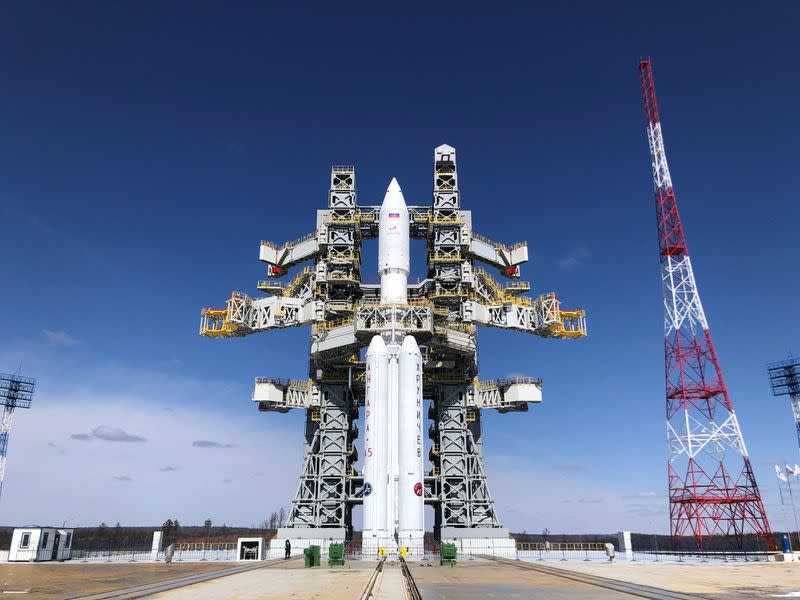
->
[[400, 335, 420, 354], [366, 334, 387, 355], [382, 178, 406, 208]]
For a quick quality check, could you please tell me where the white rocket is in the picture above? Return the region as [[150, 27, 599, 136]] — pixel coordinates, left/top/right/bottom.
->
[[362, 178, 424, 555], [378, 178, 409, 305]]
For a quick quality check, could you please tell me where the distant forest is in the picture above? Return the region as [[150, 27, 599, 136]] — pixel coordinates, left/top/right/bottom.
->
[[0, 508, 290, 550]]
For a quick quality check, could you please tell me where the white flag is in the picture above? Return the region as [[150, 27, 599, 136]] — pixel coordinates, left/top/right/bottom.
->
[[787, 464, 800, 477], [776, 464, 788, 482]]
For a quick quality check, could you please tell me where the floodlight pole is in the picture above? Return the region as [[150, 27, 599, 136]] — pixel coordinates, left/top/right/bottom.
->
[[0, 373, 36, 503], [768, 357, 800, 458]]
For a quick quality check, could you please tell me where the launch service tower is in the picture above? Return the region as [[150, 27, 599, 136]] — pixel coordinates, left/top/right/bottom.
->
[[200, 145, 586, 557]]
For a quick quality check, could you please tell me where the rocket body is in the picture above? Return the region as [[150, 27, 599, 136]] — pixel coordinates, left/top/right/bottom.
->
[[378, 178, 409, 305], [362, 178, 424, 555]]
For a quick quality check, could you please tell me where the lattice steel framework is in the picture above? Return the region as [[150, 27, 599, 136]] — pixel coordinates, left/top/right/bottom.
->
[[768, 357, 800, 455], [200, 145, 585, 539], [0, 373, 35, 502], [639, 59, 773, 550]]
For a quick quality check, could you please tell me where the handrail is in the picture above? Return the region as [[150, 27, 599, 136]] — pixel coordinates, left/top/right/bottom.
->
[[515, 542, 606, 551], [262, 231, 316, 253], [312, 317, 354, 334], [471, 231, 509, 252]]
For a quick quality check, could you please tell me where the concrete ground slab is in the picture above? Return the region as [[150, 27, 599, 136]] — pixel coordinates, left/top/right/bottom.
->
[[544, 560, 800, 599], [409, 557, 634, 599], [374, 566, 406, 600], [150, 560, 377, 599]]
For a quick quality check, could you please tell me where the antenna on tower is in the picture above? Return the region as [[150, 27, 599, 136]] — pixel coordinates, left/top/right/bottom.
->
[[0, 372, 36, 502], [638, 58, 774, 550]]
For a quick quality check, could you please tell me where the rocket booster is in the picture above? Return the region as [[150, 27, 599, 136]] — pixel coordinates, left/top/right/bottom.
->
[[363, 333, 424, 549], [397, 335, 424, 540], [363, 335, 388, 538], [378, 178, 409, 305]]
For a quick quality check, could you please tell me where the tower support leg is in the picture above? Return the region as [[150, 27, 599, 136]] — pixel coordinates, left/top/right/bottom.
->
[[276, 385, 356, 550]]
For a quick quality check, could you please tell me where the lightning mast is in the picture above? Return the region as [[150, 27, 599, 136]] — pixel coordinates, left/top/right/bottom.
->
[[0, 373, 35, 502], [768, 356, 800, 456], [638, 59, 773, 550]]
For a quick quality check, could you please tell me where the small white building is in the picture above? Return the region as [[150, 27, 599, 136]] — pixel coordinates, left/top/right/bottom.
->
[[237, 537, 266, 560], [8, 527, 74, 562]]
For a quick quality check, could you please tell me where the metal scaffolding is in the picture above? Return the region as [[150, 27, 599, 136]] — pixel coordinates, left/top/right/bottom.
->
[[200, 144, 586, 540]]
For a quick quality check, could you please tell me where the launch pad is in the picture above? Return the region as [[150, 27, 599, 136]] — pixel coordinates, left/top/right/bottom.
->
[[200, 145, 586, 558]]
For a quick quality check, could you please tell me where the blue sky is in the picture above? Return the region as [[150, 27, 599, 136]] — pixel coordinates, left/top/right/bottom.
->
[[1, 2, 799, 532]]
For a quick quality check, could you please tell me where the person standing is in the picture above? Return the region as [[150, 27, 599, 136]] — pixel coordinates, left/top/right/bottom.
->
[[284, 539, 291, 559]]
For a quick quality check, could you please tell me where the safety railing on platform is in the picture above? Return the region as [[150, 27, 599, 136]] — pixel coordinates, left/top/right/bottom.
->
[[68, 541, 776, 564], [514, 547, 774, 563], [471, 231, 509, 252], [312, 317, 354, 335], [260, 231, 316, 253]]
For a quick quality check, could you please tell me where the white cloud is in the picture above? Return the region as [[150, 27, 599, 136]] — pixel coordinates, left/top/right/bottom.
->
[[42, 329, 80, 347], [623, 491, 659, 499], [557, 246, 590, 270], [70, 426, 146, 443], [192, 440, 236, 449], [485, 453, 670, 533], [0, 365, 300, 527]]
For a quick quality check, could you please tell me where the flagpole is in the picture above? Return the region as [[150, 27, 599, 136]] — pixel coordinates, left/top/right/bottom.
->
[[784, 464, 800, 548]]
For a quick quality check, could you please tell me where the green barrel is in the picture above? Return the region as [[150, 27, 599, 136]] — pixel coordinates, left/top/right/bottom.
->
[[303, 547, 312, 567]]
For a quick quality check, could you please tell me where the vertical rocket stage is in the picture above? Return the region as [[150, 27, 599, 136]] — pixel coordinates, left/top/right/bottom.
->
[[362, 178, 424, 555], [378, 178, 409, 305]]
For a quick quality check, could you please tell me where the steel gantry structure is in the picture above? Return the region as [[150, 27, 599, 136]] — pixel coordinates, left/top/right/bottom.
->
[[200, 145, 586, 547], [638, 60, 773, 550]]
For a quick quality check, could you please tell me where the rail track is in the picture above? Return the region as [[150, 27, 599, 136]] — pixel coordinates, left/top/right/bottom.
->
[[481, 556, 711, 600], [357, 557, 386, 600], [399, 556, 422, 600]]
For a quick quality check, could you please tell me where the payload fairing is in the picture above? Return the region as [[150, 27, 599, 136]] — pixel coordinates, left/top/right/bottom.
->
[[363, 178, 424, 552]]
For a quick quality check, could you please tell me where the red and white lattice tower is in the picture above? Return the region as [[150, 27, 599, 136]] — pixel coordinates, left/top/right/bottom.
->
[[638, 59, 774, 550]]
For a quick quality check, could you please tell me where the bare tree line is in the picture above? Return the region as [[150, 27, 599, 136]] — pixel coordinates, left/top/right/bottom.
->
[[263, 507, 287, 531]]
